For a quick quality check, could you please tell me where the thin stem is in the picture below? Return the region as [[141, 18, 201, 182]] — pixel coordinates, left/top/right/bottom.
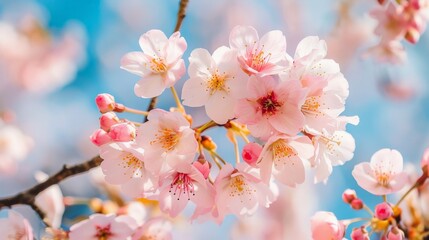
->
[[363, 204, 375, 216], [382, 195, 387, 202], [238, 131, 250, 144], [123, 107, 148, 116], [208, 151, 222, 170], [210, 151, 227, 165], [230, 133, 240, 164], [128, 121, 142, 127], [342, 217, 372, 226], [170, 87, 185, 112], [395, 182, 418, 207], [195, 120, 218, 133]]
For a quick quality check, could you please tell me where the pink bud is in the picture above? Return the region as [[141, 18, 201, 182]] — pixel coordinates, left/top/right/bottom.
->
[[99, 112, 120, 131], [377, 0, 387, 5], [311, 211, 345, 240], [421, 148, 429, 170], [342, 189, 357, 204], [351, 199, 363, 210], [90, 129, 112, 146], [95, 93, 115, 113], [108, 123, 136, 142], [375, 202, 393, 220], [387, 226, 405, 240], [404, 28, 420, 44], [242, 142, 263, 166], [351, 226, 369, 240], [193, 160, 210, 179]]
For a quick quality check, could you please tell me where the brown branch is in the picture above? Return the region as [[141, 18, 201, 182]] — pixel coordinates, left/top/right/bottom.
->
[[0, 155, 103, 221], [144, 0, 190, 122]]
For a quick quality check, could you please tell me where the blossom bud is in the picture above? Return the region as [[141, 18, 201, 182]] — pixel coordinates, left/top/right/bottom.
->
[[311, 211, 345, 240], [242, 142, 263, 166], [95, 93, 115, 113], [351, 199, 363, 210], [387, 226, 405, 240], [421, 148, 429, 172], [375, 202, 393, 220], [404, 28, 420, 44], [193, 158, 210, 179], [342, 189, 357, 204], [201, 135, 217, 151], [351, 226, 369, 240], [99, 112, 120, 131], [90, 129, 112, 146], [108, 122, 136, 142]]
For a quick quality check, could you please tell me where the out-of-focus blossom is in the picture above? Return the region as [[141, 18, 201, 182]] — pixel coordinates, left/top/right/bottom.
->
[[34, 171, 64, 229], [350, 226, 369, 240], [0, 210, 33, 240], [366, 40, 406, 64], [352, 148, 408, 195], [229, 25, 290, 76], [380, 79, 416, 101], [132, 218, 172, 240], [182, 46, 247, 124], [120, 29, 187, 98], [235, 75, 305, 140], [371, 3, 408, 42], [136, 109, 197, 172], [374, 202, 393, 220], [242, 142, 263, 166], [310, 211, 345, 240], [69, 214, 137, 240], [0, 120, 33, 174], [421, 147, 429, 170]]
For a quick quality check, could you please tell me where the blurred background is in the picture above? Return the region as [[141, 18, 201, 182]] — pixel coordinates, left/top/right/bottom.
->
[[0, 0, 428, 239]]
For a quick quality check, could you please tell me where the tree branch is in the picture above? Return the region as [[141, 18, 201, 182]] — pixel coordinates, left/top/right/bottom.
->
[[144, 0, 190, 122], [0, 155, 103, 212]]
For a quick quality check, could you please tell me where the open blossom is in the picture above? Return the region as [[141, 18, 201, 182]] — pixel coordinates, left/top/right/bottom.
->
[[132, 218, 172, 240], [310, 211, 345, 240], [157, 161, 214, 218], [235, 75, 306, 140], [213, 163, 277, 223], [181, 46, 247, 124], [120, 29, 187, 98], [35, 171, 64, 229], [352, 148, 408, 195], [136, 109, 198, 172], [371, 3, 408, 42], [0, 210, 33, 240], [69, 214, 137, 240], [229, 25, 290, 76], [257, 135, 314, 187]]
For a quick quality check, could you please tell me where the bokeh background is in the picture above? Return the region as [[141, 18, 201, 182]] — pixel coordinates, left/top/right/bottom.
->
[[0, 0, 428, 239]]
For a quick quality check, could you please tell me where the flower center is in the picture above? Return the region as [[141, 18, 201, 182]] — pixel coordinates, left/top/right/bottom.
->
[[270, 140, 297, 166], [169, 173, 195, 200], [95, 225, 113, 240], [246, 46, 271, 71], [301, 96, 323, 116], [120, 153, 143, 177], [151, 128, 179, 151], [150, 57, 167, 73], [207, 72, 229, 95], [375, 171, 391, 187], [257, 91, 282, 116], [228, 175, 255, 200]]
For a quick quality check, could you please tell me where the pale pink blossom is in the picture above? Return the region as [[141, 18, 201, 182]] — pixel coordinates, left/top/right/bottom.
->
[[108, 122, 136, 142], [375, 202, 393, 220], [352, 148, 408, 195], [371, 3, 408, 42], [310, 211, 345, 240], [213, 163, 277, 223], [157, 161, 214, 218], [229, 25, 290, 76], [35, 171, 64, 229], [132, 218, 172, 240], [0, 210, 33, 240], [235, 75, 306, 140], [136, 109, 198, 172], [242, 142, 263, 166], [366, 41, 407, 64], [181, 46, 247, 124], [311, 129, 356, 183], [117, 201, 147, 226], [257, 135, 314, 187], [100, 142, 157, 196], [95, 93, 116, 113], [120, 30, 187, 98], [69, 214, 137, 240], [90, 129, 112, 146]]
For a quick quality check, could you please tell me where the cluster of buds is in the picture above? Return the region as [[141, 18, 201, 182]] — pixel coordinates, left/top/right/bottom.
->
[[369, 0, 429, 63], [311, 147, 429, 240]]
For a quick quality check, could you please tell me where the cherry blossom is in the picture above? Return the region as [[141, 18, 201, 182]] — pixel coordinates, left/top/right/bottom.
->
[[181, 46, 247, 124], [371, 3, 408, 42], [213, 163, 277, 223], [235, 75, 306, 140], [257, 135, 314, 187], [310, 211, 345, 240], [229, 25, 290, 76], [352, 148, 408, 195], [136, 109, 198, 172], [69, 214, 137, 240], [0, 210, 33, 240], [132, 218, 172, 240], [120, 30, 187, 98]]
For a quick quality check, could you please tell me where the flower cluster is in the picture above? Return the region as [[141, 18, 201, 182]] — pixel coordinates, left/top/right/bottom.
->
[[369, 0, 429, 63], [91, 25, 357, 222], [311, 148, 429, 240]]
